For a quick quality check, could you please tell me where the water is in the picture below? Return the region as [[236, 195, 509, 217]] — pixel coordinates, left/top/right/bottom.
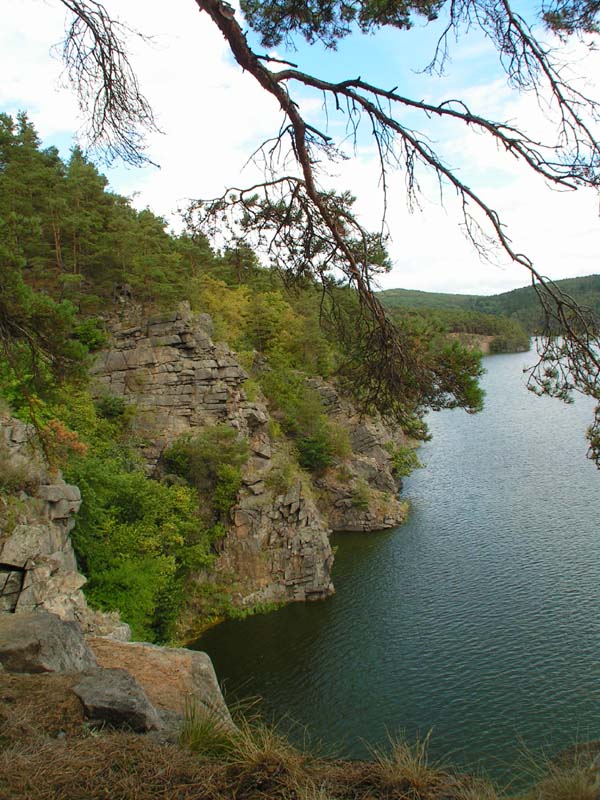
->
[[194, 350, 600, 782]]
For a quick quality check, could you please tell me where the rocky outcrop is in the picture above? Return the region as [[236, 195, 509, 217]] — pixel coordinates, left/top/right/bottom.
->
[[0, 611, 231, 735], [0, 412, 129, 640], [220, 478, 334, 605], [90, 304, 262, 465], [305, 378, 410, 532], [91, 304, 334, 609]]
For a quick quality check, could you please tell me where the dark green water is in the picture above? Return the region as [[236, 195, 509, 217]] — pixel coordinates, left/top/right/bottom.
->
[[194, 350, 600, 781]]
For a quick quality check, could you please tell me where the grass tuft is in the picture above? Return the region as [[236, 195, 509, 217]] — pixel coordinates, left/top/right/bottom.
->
[[528, 762, 600, 800], [178, 696, 238, 757], [366, 730, 447, 798]]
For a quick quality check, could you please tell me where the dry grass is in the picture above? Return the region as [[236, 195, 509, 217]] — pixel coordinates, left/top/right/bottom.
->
[[361, 732, 449, 799], [3, 672, 599, 800], [0, 673, 85, 745], [178, 697, 238, 756], [524, 760, 600, 800], [0, 733, 219, 800], [220, 718, 308, 800]]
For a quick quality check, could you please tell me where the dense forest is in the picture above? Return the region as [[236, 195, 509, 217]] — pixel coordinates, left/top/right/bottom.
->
[[0, 112, 487, 641]]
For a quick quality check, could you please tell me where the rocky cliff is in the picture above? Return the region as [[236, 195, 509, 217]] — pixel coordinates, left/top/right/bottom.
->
[[305, 377, 410, 532], [0, 412, 128, 639], [90, 304, 334, 615], [89, 303, 411, 621]]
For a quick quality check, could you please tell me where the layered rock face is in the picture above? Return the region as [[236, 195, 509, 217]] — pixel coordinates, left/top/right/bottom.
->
[[91, 304, 334, 608], [91, 304, 265, 465], [0, 413, 128, 639]]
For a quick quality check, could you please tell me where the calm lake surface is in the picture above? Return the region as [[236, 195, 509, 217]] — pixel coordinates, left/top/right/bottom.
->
[[194, 350, 600, 781]]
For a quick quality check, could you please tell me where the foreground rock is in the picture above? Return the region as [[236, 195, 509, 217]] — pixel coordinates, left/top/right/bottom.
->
[[0, 610, 97, 674], [73, 668, 161, 732], [0, 611, 232, 736], [88, 637, 233, 728]]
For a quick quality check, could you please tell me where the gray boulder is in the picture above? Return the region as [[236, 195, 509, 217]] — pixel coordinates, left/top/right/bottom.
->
[[73, 667, 161, 732], [0, 611, 97, 674]]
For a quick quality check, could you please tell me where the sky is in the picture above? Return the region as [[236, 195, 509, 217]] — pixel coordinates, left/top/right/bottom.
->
[[2, 0, 600, 295]]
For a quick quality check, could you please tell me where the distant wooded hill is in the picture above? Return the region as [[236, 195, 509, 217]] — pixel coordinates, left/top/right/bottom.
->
[[378, 275, 600, 333]]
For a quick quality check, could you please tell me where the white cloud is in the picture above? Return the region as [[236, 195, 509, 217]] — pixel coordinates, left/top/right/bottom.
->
[[2, 0, 600, 296]]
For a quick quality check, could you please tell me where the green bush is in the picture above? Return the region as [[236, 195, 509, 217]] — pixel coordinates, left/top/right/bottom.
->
[[297, 430, 334, 472], [162, 425, 249, 523], [94, 394, 129, 421], [259, 367, 349, 473], [162, 425, 249, 492], [212, 463, 243, 520], [351, 480, 370, 511], [66, 455, 210, 642], [73, 318, 108, 352], [387, 444, 422, 478]]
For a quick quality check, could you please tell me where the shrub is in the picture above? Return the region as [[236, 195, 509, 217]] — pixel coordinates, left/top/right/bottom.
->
[[260, 367, 349, 473], [297, 431, 334, 473], [212, 463, 243, 520], [162, 425, 249, 524], [163, 425, 249, 493], [94, 394, 129, 420], [387, 444, 422, 478], [350, 480, 370, 511], [73, 318, 108, 351], [66, 455, 209, 642]]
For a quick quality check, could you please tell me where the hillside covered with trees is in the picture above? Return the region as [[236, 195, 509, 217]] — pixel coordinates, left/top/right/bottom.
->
[[379, 276, 600, 337]]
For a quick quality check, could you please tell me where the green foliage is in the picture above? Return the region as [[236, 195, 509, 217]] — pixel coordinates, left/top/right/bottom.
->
[[212, 463, 244, 520], [73, 318, 108, 351], [297, 424, 335, 473], [259, 367, 349, 473], [66, 453, 210, 641], [94, 394, 129, 421], [241, 0, 442, 52], [387, 444, 422, 478], [163, 425, 249, 522], [29, 386, 211, 642], [351, 480, 371, 511], [163, 425, 248, 490]]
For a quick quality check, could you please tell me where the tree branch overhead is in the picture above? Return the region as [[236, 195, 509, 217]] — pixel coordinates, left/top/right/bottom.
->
[[17, 0, 600, 461]]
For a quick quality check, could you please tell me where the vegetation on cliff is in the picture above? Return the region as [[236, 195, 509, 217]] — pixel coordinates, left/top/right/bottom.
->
[[0, 111, 486, 640]]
